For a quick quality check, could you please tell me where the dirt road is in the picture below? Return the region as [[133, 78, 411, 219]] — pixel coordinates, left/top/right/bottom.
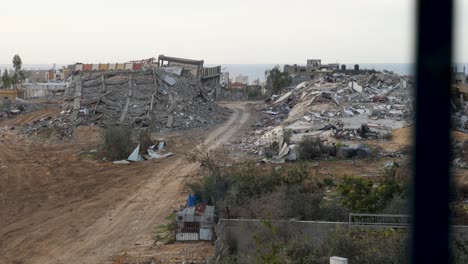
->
[[0, 102, 251, 264]]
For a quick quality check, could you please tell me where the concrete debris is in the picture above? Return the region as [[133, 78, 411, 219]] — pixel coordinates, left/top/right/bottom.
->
[[160, 66, 183, 76], [240, 70, 414, 159], [0, 99, 46, 120], [19, 67, 228, 136]]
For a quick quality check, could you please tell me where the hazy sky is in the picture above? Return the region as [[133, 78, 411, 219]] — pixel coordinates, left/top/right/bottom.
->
[[0, 0, 466, 65]]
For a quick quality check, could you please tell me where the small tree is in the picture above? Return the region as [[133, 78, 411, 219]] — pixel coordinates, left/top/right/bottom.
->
[[1, 69, 11, 88], [266, 66, 291, 94], [11, 54, 25, 85]]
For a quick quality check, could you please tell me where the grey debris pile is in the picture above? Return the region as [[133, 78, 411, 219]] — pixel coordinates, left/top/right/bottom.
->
[[21, 68, 229, 135], [244, 70, 414, 159], [0, 99, 46, 120]]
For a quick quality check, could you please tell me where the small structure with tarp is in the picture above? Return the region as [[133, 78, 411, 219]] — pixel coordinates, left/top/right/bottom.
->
[[176, 199, 215, 241]]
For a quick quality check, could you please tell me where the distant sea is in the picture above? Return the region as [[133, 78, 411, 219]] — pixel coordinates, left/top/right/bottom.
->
[[4, 63, 468, 84], [211, 63, 417, 83]]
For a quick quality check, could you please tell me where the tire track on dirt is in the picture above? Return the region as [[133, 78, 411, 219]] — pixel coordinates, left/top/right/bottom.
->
[[0, 102, 250, 264]]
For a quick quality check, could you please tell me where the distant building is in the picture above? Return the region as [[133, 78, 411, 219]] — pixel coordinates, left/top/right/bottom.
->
[[24, 70, 49, 83], [158, 55, 221, 89], [283, 59, 340, 77], [21, 82, 66, 99], [233, 74, 249, 84], [0, 89, 25, 100], [230, 82, 247, 90], [220, 72, 229, 88]]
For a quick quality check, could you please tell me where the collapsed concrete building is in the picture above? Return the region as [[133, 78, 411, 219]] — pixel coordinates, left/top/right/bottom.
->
[[283, 59, 340, 77]]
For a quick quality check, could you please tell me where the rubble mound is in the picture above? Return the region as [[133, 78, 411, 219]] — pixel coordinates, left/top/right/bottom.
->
[[22, 68, 229, 136], [0, 99, 45, 120], [246, 70, 415, 160]]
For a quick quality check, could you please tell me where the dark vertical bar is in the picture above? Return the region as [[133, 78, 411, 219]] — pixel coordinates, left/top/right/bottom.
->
[[412, 0, 453, 263]]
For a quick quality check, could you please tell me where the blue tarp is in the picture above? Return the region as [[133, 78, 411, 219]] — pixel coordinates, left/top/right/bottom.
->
[[187, 194, 198, 207]]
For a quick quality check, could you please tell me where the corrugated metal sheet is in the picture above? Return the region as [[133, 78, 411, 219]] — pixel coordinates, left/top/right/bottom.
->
[[176, 233, 199, 241], [91, 64, 99, 71], [116, 63, 125, 70], [99, 63, 109, 71], [75, 64, 83, 71], [199, 227, 212, 241], [108, 63, 117, 70], [128, 144, 140, 161], [83, 64, 92, 72], [124, 63, 133, 71], [133, 63, 142, 70]]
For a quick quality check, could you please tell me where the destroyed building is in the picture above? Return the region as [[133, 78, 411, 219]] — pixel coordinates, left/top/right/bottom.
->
[[158, 55, 221, 90], [283, 59, 340, 77], [18, 57, 228, 136], [237, 70, 414, 162]]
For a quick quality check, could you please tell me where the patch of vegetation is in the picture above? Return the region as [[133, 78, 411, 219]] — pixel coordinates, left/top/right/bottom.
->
[[335, 142, 349, 148], [101, 126, 134, 161], [154, 213, 176, 245], [337, 174, 402, 213], [266, 66, 292, 94]]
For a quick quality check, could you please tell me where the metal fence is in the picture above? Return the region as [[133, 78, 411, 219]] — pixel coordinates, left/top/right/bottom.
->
[[348, 213, 410, 228]]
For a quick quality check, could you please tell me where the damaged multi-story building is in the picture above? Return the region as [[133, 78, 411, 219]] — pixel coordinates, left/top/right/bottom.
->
[[283, 59, 340, 77], [157, 55, 221, 89]]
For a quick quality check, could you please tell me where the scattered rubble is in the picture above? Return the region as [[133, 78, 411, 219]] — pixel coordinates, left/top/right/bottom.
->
[[18, 68, 229, 136], [0, 98, 45, 120], [241, 71, 414, 159]]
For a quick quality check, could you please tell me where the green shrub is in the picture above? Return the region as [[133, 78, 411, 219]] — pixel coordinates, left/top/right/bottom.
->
[[322, 177, 336, 187], [283, 162, 309, 185], [101, 126, 133, 160], [338, 176, 402, 213]]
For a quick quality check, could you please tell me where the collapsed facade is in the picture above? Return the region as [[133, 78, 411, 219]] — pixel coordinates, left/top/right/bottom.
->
[[283, 59, 340, 77], [19, 56, 228, 136]]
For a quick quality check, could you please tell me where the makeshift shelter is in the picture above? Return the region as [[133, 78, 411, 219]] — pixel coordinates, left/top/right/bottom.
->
[[176, 203, 215, 241]]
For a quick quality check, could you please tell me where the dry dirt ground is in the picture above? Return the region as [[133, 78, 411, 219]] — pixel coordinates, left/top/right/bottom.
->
[[2, 101, 467, 264], [0, 102, 252, 264]]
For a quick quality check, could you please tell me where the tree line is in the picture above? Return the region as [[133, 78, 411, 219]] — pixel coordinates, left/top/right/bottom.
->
[[1, 54, 25, 89]]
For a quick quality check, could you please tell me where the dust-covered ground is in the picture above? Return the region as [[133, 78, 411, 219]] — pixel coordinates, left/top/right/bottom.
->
[[0, 101, 252, 264]]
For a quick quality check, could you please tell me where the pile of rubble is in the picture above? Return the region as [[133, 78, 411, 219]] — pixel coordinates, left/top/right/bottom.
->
[[244, 71, 415, 160], [20, 67, 229, 136], [0, 99, 44, 120]]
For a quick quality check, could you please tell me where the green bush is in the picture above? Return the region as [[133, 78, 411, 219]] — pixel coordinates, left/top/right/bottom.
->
[[101, 126, 133, 160], [284, 227, 409, 264], [338, 176, 402, 213]]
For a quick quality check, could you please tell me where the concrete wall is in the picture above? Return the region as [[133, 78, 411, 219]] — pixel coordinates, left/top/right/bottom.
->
[[22, 83, 66, 99]]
